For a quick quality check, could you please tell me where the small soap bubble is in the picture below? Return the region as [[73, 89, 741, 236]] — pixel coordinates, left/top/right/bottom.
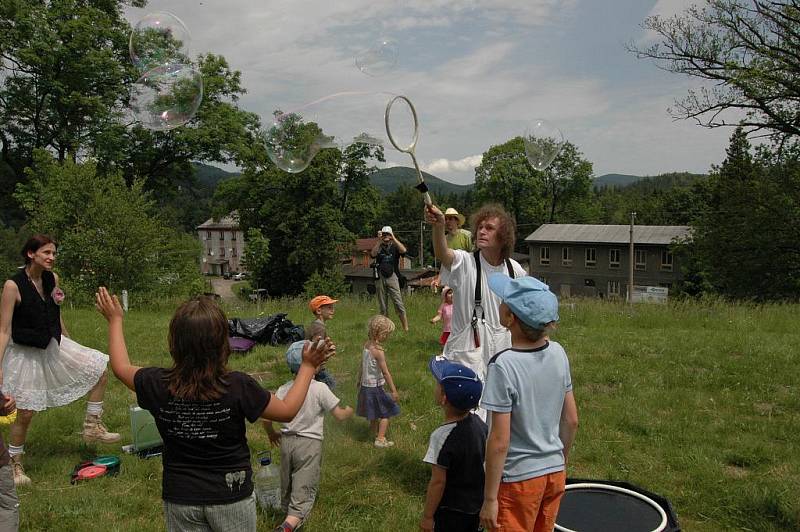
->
[[355, 39, 398, 77], [130, 11, 191, 71], [523, 119, 565, 171], [129, 63, 203, 131]]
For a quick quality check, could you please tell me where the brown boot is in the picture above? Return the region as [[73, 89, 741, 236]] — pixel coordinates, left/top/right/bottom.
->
[[10, 455, 31, 486], [82, 413, 121, 444]]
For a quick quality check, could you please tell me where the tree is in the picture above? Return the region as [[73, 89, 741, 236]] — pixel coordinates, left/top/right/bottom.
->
[[0, 0, 136, 169], [630, 1, 800, 142], [338, 142, 385, 237], [15, 152, 202, 300], [214, 115, 358, 296], [474, 138, 595, 244], [1, 1, 263, 230], [691, 128, 800, 299]]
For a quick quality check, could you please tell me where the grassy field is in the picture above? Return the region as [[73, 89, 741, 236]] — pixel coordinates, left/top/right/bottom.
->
[[8, 293, 799, 531]]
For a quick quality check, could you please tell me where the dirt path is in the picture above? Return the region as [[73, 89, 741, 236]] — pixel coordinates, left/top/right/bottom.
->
[[210, 278, 237, 301]]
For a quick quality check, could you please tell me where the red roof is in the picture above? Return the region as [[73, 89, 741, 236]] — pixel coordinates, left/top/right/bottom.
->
[[355, 237, 379, 252]]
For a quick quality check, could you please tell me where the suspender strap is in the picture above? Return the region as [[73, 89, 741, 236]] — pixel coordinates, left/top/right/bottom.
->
[[472, 251, 516, 322]]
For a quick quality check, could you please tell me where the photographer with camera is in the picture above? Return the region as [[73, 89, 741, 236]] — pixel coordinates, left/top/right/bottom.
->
[[370, 227, 409, 332]]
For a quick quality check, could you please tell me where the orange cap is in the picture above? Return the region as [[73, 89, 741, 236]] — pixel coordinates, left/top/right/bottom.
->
[[309, 295, 338, 313]]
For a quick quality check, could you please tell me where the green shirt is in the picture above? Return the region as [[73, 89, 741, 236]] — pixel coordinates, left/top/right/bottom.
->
[[447, 228, 473, 251]]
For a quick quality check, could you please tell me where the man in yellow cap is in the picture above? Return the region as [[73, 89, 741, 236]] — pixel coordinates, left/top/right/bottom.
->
[[444, 208, 473, 252]]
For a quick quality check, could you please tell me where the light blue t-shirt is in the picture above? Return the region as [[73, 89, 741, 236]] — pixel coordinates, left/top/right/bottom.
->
[[481, 341, 573, 483]]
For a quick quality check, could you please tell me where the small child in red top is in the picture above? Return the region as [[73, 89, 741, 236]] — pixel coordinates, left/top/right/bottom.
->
[[430, 288, 454, 346]]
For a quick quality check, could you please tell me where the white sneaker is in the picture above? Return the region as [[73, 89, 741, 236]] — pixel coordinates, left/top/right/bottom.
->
[[374, 438, 395, 448]]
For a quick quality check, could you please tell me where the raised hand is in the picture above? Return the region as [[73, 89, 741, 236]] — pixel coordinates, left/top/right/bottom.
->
[[95, 287, 124, 322]]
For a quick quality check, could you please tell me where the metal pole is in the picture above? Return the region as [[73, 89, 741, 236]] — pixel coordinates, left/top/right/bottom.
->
[[419, 220, 424, 267], [628, 212, 636, 303]]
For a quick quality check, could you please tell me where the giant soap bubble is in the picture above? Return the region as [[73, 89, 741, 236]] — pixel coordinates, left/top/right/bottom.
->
[[523, 119, 565, 171], [130, 63, 203, 131], [266, 92, 392, 173], [130, 12, 191, 71], [355, 39, 399, 77]]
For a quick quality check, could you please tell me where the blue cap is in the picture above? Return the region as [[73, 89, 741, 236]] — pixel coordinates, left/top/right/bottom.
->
[[285, 340, 306, 373], [487, 274, 559, 329], [428, 357, 482, 411]]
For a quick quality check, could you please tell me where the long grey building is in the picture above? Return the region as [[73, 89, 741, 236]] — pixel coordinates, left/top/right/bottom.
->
[[525, 224, 691, 299]]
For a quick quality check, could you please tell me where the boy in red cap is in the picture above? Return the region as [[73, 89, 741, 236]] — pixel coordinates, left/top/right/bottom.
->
[[306, 296, 338, 389]]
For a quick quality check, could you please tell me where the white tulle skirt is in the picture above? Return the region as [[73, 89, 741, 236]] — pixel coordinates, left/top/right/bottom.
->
[[1, 336, 108, 412]]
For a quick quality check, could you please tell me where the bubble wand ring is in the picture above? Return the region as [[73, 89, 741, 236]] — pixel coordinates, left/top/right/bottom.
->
[[384, 95, 431, 206]]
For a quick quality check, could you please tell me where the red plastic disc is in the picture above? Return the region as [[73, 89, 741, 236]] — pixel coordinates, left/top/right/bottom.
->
[[76, 464, 107, 480]]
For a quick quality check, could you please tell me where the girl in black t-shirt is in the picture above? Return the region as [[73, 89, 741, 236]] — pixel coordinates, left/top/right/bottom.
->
[[95, 288, 333, 532]]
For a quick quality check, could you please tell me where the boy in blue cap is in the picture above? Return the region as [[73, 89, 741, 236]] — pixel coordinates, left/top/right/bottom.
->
[[420, 357, 488, 532], [479, 275, 579, 532], [265, 341, 353, 532]]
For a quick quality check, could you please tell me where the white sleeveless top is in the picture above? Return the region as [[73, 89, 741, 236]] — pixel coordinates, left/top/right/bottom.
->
[[360, 347, 385, 387]]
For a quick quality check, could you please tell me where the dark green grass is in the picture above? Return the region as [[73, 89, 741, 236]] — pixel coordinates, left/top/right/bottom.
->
[[8, 295, 799, 531]]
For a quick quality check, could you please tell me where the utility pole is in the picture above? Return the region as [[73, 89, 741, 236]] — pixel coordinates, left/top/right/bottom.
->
[[628, 212, 636, 303], [419, 220, 424, 267]]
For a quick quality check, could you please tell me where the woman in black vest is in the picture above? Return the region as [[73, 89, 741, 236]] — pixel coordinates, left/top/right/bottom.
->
[[0, 235, 120, 486]]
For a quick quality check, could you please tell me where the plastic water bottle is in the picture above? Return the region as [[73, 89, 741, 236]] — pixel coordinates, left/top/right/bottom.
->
[[254, 452, 281, 511]]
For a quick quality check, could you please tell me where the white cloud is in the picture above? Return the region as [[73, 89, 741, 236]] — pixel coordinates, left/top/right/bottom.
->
[[422, 155, 483, 174]]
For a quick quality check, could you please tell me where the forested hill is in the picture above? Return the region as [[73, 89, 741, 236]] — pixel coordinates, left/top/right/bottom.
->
[[369, 167, 473, 195], [593, 172, 706, 190], [193, 162, 240, 187]]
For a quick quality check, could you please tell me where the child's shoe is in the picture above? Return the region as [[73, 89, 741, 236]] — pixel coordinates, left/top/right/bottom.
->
[[374, 438, 395, 448], [273, 521, 301, 532]]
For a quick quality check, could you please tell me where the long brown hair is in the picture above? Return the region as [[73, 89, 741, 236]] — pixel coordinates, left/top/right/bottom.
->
[[21, 234, 57, 264], [470, 203, 516, 259], [165, 297, 231, 401]]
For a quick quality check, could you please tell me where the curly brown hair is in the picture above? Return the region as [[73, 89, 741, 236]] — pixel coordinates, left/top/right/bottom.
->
[[470, 203, 516, 259], [165, 296, 231, 401]]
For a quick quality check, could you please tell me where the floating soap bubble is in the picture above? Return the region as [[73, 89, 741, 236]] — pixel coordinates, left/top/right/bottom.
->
[[523, 119, 565, 171], [264, 112, 323, 173], [130, 63, 203, 131], [130, 12, 191, 71], [265, 92, 392, 173], [355, 39, 398, 77]]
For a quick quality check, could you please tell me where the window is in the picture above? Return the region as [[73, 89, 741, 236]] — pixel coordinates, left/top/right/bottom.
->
[[231, 247, 237, 257], [539, 246, 550, 266], [608, 280, 621, 296], [635, 249, 647, 271], [609, 248, 621, 269], [585, 248, 596, 267], [206, 231, 211, 240], [661, 250, 673, 271], [207, 246, 212, 256], [538, 275, 548, 285], [232, 232, 237, 241], [562, 247, 572, 266], [219, 247, 226, 258]]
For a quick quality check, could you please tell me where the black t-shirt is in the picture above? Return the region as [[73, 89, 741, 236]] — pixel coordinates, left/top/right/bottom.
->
[[134, 367, 271, 505], [422, 413, 488, 514], [376, 244, 400, 278]]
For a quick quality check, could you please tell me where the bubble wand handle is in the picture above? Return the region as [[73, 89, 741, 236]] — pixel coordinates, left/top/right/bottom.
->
[[385, 95, 432, 206]]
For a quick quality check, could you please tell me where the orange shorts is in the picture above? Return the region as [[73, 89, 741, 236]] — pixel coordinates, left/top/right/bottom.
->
[[494, 470, 566, 531]]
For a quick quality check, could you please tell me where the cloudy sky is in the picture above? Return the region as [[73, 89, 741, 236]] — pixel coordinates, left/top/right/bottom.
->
[[125, 0, 731, 185]]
